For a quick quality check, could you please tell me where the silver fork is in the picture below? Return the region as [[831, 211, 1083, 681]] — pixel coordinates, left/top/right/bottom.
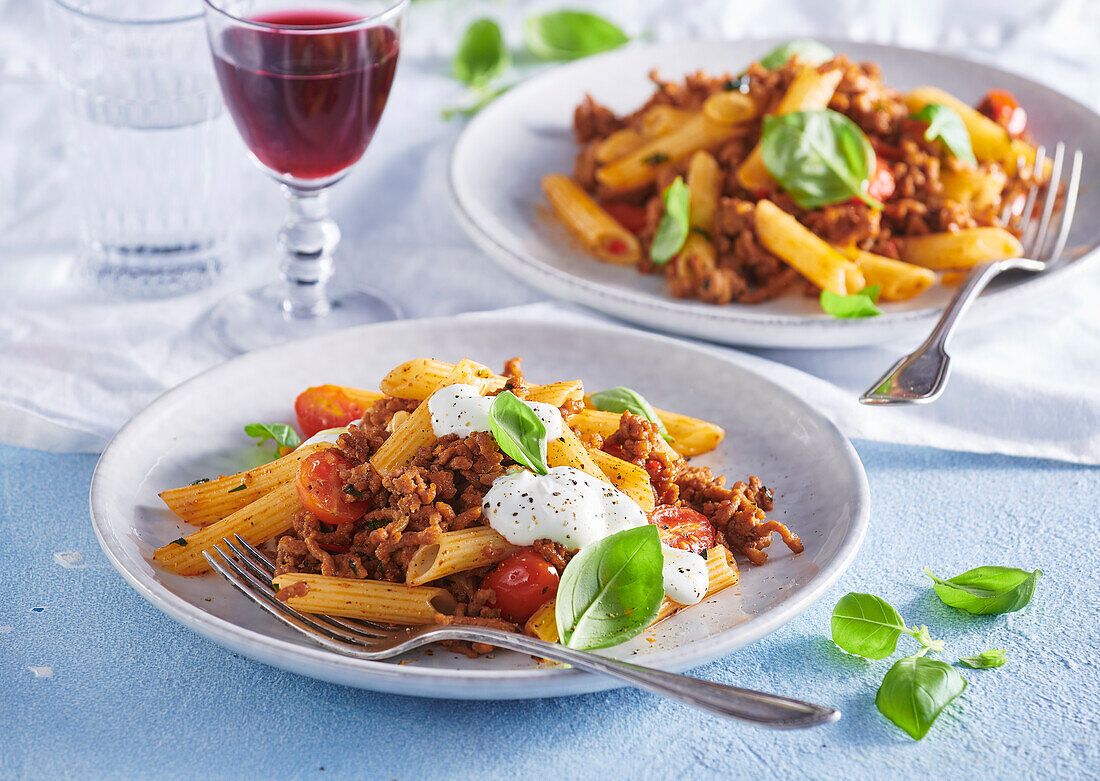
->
[[204, 535, 840, 728], [860, 143, 1084, 405]]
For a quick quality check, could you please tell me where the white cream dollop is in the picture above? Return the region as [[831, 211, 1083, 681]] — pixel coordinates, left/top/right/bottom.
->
[[660, 544, 709, 605], [428, 384, 563, 440]]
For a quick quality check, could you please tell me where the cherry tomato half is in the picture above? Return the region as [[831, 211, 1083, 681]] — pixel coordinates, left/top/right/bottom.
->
[[599, 201, 649, 235], [978, 89, 1027, 138], [866, 156, 896, 203], [295, 450, 370, 524], [294, 385, 363, 438], [649, 505, 717, 555], [482, 549, 560, 623]]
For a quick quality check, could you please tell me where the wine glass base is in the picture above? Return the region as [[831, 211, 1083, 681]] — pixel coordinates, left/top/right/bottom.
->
[[209, 282, 402, 354]]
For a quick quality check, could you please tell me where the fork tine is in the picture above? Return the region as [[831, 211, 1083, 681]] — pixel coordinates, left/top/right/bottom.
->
[[1016, 145, 1046, 246], [1045, 148, 1083, 266], [1029, 142, 1065, 258]]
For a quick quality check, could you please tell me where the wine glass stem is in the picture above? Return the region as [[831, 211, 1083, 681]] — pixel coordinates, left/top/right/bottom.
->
[[278, 185, 340, 319]]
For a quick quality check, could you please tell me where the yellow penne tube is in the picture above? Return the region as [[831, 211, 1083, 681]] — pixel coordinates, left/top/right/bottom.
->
[[641, 105, 694, 138], [272, 574, 457, 624], [371, 359, 489, 476], [525, 380, 584, 408], [338, 386, 385, 411], [701, 90, 758, 126], [595, 127, 646, 164], [588, 447, 655, 512], [159, 444, 322, 528], [525, 597, 559, 642], [405, 526, 518, 586], [686, 150, 721, 232], [836, 245, 937, 302], [542, 174, 641, 265], [380, 358, 504, 400], [568, 409, 681, 463], [898, 227, 1024, 270], [154, 481, 301, 576], [736, 67, 844, 192], [596, 113, 749, 191], [656, 545, 739, 622], [754, 200, 864, 294], [940, 166, 1008, 212], [904, 86, 1038, 175], [547, 425, 609, 482], [652, 410, 724, 458]]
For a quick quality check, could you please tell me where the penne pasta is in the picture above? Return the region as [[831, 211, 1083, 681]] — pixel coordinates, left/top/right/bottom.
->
[[568, 409, 682, 463], [940, 166, 1008, 212], [547, 425, 610, 482], [524, 597, 559, 643], [656, 545, 739, 622], [272, 573, 457, 623], [686, 150, 721, 233], [524, 380, 585, 408], [702, 90, 758, 126], [405, 526, 518, 586], [542, 174, 642, 265], [836, 246, 937, 302], [754, 199, 865, 295], [380, 358, 503, 400], [898, 227, 1024, 270], [154, 481, 301, 576], [651, 409, 724, 458], [641, 105, 695, 138], [594, 127, 646, 164], [588, 447, 656, 512], [338, 386, 385, 411]]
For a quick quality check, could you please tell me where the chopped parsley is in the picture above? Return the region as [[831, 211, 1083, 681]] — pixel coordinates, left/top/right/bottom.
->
[[172, 537, 188, 547], [643, 152, 670, 166], [188, 478, 210, 486], [227, 484, 247, 494], [343, 485, 366, 500]]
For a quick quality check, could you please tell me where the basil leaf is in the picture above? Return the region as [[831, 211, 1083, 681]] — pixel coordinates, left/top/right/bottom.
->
[[589, 387, 673, 443], [555, 525, 664, 649], [924, 566, 1041, 615], [876, 655, 967, 740], [761, 109, 883, 210], [958, 649, 1008, 669], [820, 284, 882, 319], [441, 84, 511, 120], [452, 18, 510, 88], [244, 423, 302, 459], [759, 39, 834, 70], [831, 592, 908, 659], [524, 11, 628, 62], [912, 104, 977, 166], [489, 390, 549, 475], [650, 176, 690, 265]]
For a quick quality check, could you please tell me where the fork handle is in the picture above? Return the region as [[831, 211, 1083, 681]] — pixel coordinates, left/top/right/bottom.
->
[[438, 626, 839, 728], [860, 256, 1044, 405]]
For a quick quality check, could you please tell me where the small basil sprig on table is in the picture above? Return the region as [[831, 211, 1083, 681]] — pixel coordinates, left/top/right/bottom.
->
[[924, 566, 1042, 615], [958, 649, 1008, 669], [876, 652, 968, 740], [244, 423, 301, 459], [759, 39, 834, 70], [589, 387, 673, 443], [452, 18, 510, 88], [555, 525, 664, 649], [831, 592, 943, 659], [820, 284, 881, 319], [911, 104, 977, 166], [761, 109, 883, 210], [650, 176, 691, 265], [488, 391, 549, 475], [441, 84, 511, 120], [524, 11, 628, 62]]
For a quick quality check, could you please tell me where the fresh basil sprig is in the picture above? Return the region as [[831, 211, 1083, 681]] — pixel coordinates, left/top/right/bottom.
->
[[759, 39, 834, 70], [589, 387, 673, 443], [924, 566, 1041, 615], [876, 653, 968, 740], [831, 592, 943, 660], [524, 10, 628, 62], [650, 176, 690, 265], [244, 423, 302, 459], [820, 284, 882, 319], [489, 391, 549, 475], [452, 18, 509, 88], [761, 109, 883, 210], [912, 104, 977, 166], [555, 525, 664, 649], [958, 649, 1008, 669]]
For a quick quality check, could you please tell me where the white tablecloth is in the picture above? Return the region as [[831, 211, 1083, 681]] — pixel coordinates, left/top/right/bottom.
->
[[2, 0, 1099, 461]]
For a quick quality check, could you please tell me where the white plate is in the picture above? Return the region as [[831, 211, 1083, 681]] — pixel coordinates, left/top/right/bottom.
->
[[89, 314, 868, 699], [449, 39, 1100, 349]]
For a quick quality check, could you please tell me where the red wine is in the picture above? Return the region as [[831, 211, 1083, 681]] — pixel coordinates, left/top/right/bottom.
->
[[213, 10, 399, 180]]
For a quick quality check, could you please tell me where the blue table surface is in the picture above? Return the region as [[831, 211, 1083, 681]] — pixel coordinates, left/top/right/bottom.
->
[[2, 441, 1098, 780]]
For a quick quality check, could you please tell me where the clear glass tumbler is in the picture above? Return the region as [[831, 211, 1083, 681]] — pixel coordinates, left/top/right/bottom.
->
[[49, 0, 228, 297]]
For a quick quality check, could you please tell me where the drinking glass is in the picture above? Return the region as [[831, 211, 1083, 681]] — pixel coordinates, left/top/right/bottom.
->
[[203, 0, 408, 353], [50, 0, 228, 297]]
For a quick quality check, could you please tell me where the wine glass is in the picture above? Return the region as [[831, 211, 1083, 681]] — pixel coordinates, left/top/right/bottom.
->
[[202, 0, 408, 353]]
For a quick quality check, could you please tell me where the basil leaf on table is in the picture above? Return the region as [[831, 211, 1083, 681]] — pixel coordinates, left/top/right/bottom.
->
[[759, 39, 834, 70], [958, 649, 1008, 669], [650, 176, 690, 265], [244, 423, 301, 459], [589, 387, 673, 443], [924, 566, 1042, 615], [489, 390, 549, 475], [441, 84, 511, 120], [452, 18, 510, 88], [876, 654, 967, 740], [831, 592, 909, 659], [524, 11, 628, 62], [555, 525, 665, 649], [761, 109, 883, 210], [820, 284, 882, 319], [912, 104, 977, 166]]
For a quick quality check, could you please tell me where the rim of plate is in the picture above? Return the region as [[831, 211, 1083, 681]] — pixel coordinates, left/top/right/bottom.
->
[[89, 314, 869, 689], [449, 37, 1099, 334]]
